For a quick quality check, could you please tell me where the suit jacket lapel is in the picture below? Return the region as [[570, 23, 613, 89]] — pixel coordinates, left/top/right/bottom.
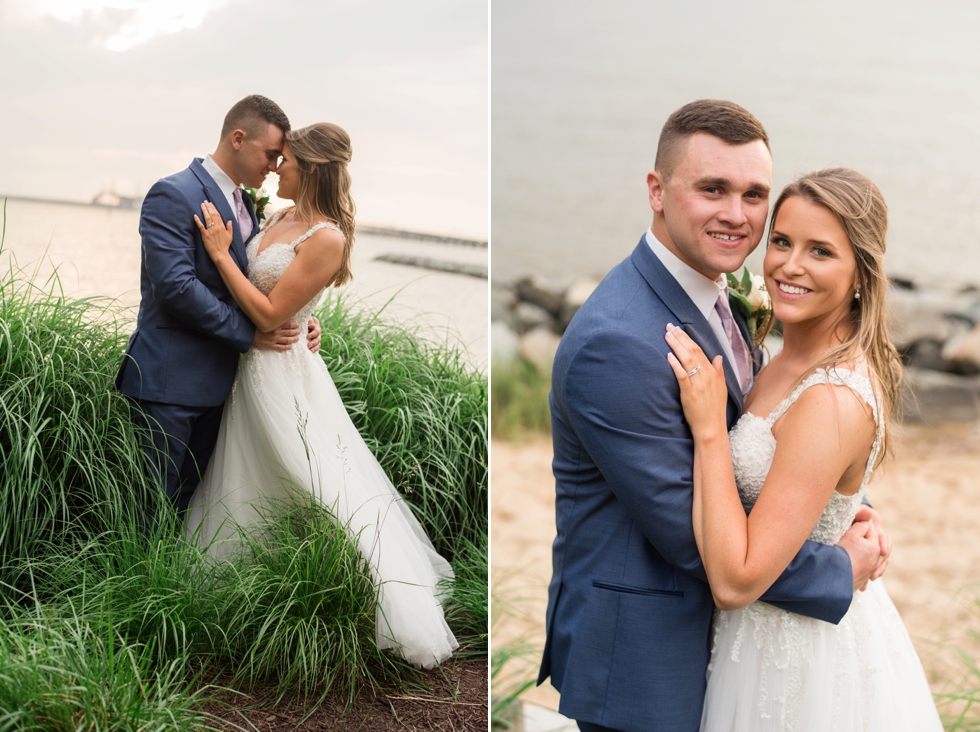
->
[[630, 238, 744, 413], [190, 159, 249, 273]]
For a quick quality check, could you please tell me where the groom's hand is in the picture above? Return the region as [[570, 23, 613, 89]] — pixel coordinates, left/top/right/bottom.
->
[[306, 316, 322, 355], [853, 505, 891, 582], [838, 518, 886, 593], [252, 321, 300, 351]]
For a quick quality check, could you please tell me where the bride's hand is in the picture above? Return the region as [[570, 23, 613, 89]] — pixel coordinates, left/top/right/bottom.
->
[[193, 201, 234, 263], [665, 324, 729, 438]]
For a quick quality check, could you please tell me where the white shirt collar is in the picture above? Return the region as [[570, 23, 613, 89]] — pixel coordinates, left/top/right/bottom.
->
[[644, 228, 726, 320], [201, 155, 239, 208]]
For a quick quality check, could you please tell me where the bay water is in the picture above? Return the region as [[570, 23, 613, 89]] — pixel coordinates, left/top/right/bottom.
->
[[0, 199, 488, 368], [492, 0, 980, 289]]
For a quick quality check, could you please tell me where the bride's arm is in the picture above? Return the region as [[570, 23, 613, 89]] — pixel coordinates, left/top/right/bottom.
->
[[665, 324, 877, 610], [194, 202, 343, 331]]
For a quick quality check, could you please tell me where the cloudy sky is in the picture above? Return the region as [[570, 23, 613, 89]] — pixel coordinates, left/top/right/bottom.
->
[[0, 0, 487, 238]]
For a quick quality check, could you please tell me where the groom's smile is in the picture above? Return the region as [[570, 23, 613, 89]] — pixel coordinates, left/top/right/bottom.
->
[[708, 231, 747, 243]]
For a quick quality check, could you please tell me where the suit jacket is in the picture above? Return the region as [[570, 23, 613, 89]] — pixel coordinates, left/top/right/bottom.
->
[[115, 158, 257, 406], [539, 237, 854, 732]]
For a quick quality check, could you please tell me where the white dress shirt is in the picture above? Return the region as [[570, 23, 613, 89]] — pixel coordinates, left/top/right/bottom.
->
[[201, 155, 240, 215], [644, 229, 742, 381]]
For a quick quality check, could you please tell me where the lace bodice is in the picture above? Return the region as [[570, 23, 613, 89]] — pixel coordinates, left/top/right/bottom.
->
[[729, 367, 883, 545], [245, 209, 343, 331]]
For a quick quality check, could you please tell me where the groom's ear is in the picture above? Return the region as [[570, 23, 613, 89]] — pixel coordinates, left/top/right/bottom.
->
[[648, 171, 666, 214]]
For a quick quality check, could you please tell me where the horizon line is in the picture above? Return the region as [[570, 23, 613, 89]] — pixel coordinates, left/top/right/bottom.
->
[[0, 193, 487, 249]]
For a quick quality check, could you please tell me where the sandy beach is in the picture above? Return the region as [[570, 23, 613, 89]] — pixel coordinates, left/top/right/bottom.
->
[[491, 420, 980, 711], [0, 199, 488, 370]]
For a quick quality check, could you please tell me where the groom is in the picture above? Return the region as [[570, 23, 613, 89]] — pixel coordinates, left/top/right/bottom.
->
[[116, 94, 321, 518], [539, 100, 889, 731]]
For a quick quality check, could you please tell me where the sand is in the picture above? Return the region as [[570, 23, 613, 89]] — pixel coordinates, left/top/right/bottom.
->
[[490, 421, 980, 712]]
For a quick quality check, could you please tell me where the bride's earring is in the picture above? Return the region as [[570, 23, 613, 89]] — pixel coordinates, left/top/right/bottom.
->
[[854, 284, 861, 300]]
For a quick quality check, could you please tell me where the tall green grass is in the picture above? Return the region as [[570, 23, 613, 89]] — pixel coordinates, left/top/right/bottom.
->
[[444, 530, 488, 654], [0, 597, 210, 732], [316, 291, 488, 561], [0, 200, 487, 719], [24, 499, 401, 708], [0, 261, 153, 589], [491, 357, 551, 439]]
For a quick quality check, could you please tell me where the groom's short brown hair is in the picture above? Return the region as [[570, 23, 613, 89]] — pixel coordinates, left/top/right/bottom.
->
[[655, 100, 769, 180], [220, 95, 291, 140]]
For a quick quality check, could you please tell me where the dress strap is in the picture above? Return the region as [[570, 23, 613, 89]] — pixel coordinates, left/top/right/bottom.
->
[[767, 367, 878, 423], [289, 221, 344, 248], [766, 367, 883, 485]]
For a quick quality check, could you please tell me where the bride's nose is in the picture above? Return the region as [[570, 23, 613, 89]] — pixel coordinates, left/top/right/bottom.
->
[[780, 248, 808, 277]]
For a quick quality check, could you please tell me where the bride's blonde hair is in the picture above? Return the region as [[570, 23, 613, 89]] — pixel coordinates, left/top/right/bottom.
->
[[767, 168, 903, 465], [285, 122, 355, 287]]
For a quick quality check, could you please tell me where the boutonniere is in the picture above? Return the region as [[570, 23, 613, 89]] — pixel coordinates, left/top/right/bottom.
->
[[726, 266, 773, 344], [242, 186, 270, 223]]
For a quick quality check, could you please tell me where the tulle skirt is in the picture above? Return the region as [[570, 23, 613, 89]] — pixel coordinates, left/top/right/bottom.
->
[[185, 345, 458, 668], [701, 580, 941, 731]]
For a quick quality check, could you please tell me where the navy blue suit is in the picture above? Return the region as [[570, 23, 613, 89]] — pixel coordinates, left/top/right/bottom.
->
[[539, 238, 853, 732], [116, 159, 257, 514]]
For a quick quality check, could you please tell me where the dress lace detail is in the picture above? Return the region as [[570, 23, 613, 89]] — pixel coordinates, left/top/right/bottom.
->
[[245, 209, 341, 333], [730, 367, 882, 547], [700, 367, 942, 731]]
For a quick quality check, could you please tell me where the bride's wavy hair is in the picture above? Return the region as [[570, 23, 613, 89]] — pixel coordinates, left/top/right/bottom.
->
[[285, 122, 355, 287], [766, 168, 903, 465]]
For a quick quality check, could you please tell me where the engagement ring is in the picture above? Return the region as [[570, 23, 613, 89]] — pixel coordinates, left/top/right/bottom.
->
[[205, 222, 215, 229], [687, 364, 701, 377]]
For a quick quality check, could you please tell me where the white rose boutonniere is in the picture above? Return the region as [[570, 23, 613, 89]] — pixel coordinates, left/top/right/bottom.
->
[[242, 186, 270, 223], [726, 266, 773, 344]]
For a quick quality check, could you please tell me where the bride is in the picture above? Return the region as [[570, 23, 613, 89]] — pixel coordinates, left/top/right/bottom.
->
[[664, 168, 941, 730], [185, 122, 458, 669]]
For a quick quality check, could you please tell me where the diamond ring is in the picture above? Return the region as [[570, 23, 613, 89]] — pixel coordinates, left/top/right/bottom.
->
[[687, 364, 701, 377]]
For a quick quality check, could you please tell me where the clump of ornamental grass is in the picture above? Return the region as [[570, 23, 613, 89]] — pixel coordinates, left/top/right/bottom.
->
[[443, 530, 488, 655], [0, 220, 153, 592], [26, 495, 412, 708], [204, 497, 405, 706], [0, 600, 211, 732], [315, 291, 488, 563]]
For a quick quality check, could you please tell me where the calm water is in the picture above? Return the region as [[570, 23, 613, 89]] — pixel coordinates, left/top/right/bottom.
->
[[0, 199, 489, 368], [492, 0, 980, 288]]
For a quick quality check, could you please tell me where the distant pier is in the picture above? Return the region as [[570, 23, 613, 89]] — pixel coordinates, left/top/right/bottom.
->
[[0, 193, 487, 247], [0, 191, 142, 210]]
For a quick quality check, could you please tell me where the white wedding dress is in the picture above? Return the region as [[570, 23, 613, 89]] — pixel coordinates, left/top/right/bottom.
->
[[186, 212, 458, 669], [700, 368, 942, 731]]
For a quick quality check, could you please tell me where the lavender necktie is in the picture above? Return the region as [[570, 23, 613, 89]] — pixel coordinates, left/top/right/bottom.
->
[[714, 291, 753, 395], [233, 188, 253, 242]]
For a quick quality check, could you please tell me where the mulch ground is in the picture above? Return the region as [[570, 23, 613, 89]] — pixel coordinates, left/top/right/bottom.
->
[[198, 658, 488, 731]]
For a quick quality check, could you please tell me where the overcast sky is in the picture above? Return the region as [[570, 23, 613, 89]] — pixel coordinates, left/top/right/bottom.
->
[[0, 0, 487, 238]]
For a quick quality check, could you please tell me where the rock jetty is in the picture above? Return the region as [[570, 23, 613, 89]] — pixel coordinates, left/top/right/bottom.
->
[[492, 275, 980, 422]]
